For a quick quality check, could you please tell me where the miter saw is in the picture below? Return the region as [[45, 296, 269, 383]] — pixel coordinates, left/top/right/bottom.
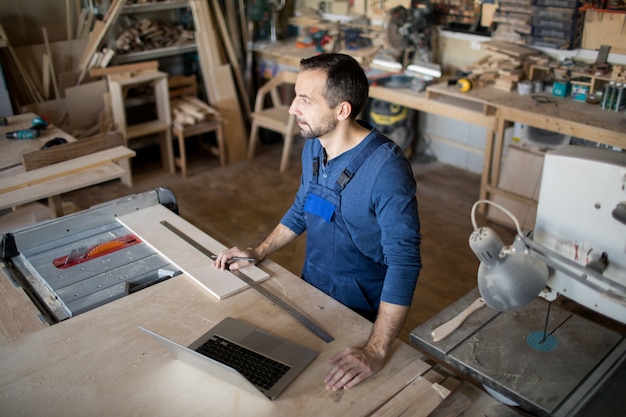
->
[[384, 1, 435, 70]]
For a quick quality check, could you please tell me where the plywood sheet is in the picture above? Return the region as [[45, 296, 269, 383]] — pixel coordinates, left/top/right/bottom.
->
[[116, 204, 269, 300], [65, 79, 107, 131]]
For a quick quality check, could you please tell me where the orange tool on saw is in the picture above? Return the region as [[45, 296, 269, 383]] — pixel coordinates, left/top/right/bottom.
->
[[53, 234, 141, 269]]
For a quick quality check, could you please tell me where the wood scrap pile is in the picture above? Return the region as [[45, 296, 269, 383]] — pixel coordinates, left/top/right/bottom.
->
[[610, 65, 626, 82], [114, 17, 194, 53], [1, 0, 253, 165], [171, 96, 221, 126], [460, 40, 542, 92]]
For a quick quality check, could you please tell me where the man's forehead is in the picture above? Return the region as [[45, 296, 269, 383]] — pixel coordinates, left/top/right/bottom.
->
[[296, 69, 327, 94]]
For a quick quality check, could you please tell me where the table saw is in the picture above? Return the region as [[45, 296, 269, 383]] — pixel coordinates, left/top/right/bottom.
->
[[411, 288, 626, 416], [0, 188, 268, 324]]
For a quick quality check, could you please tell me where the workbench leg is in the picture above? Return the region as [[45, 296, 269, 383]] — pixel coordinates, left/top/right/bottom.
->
[[159, 130, 175, 174], [479, 127, 496, 215], [117, 158, 133, 188], [491, 117, 508, 200], [47, 195, 64, 218]]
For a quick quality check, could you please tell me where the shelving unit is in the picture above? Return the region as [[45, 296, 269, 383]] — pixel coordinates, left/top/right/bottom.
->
[[528, 64, 611, 94], [107, 0, 197, 68], [113, 43, 196, 64]]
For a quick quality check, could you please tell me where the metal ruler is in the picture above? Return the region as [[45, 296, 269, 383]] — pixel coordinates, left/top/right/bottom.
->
[[160, 221, 334, 343]]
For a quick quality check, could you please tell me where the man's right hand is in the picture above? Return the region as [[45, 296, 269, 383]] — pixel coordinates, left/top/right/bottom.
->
[[212, 247, 257, 271]]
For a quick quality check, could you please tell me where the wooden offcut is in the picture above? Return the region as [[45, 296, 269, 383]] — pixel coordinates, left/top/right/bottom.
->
[[88, 60, 158, 78], [22, 131, 125, 171]]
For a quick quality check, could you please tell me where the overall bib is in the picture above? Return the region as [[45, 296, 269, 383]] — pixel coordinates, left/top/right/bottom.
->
[[302, 136, 389, 321]]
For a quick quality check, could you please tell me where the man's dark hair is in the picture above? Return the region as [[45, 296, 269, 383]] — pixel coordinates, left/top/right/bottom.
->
[[300, 53, 369, 119]]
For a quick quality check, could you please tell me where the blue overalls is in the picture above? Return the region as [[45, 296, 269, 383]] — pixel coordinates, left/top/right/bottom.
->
[[302, 136, 390, 322]]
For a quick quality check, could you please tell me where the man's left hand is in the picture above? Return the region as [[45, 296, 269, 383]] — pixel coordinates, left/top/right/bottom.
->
[[324, 345, 385, 391]]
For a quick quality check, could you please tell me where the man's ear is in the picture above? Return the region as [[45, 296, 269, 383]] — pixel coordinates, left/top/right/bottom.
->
[[336, 101, 352, 121]]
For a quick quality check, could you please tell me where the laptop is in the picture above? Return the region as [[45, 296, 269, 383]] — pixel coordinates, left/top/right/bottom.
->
[[139, 317, 318, 400]]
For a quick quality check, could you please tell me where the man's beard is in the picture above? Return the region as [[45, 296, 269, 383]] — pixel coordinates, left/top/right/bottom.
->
[[298, 113, 337, 139]]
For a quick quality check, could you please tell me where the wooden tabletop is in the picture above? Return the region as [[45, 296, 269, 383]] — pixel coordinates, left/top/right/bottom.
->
[[0, 113, 77, 172], [0, 209, 441, 416], [425, 82, 626, 148], [0, 114, 134, 217]]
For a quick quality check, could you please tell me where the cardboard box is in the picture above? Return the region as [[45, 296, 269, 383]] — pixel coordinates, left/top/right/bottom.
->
[[487, 144, 546, 231]]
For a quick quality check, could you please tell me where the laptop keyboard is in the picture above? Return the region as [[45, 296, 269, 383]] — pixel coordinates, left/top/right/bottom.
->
[[195, 335, 291, 390]]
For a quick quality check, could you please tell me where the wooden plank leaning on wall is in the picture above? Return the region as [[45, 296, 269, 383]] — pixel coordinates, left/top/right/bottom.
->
[[189, 0, 248, 164]]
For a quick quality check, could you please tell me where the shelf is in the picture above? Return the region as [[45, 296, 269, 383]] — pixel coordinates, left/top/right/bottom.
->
[[528, 64, 611, 94], [121, 1, 189, 14], [112, 42, 197, 64]]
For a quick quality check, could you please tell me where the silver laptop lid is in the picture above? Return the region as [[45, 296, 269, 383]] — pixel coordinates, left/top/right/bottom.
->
[[139, 317, 317, 400]]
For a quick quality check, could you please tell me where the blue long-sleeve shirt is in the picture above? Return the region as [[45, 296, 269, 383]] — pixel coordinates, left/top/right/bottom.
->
[[280, 126, 422, 307]]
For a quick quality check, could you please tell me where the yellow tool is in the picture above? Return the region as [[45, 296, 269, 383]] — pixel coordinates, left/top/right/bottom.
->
[[457, 78, 473, 93]]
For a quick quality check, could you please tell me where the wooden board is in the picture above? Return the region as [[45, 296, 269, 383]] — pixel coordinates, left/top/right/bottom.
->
[[0, 253, 432, 416], [88, 60, 159, 77], [480, 40, 539, 58], [0, 146, 133, 194], [65, 79, 107, 131], [213, 65, 248, 163], [116, 204, 269, 300], [0, 162, 127, 212], [13, 38, 88, 98], [486, 144, 544, 230], [22, 131, 125, 171], [581, 11, 626, 55], [371, 375, 449, 416], [21, 98, 68, 128], [189, 0, 248, 163]]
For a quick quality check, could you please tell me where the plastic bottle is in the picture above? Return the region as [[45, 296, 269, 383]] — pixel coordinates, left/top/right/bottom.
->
[[615, 83, 624, 112]]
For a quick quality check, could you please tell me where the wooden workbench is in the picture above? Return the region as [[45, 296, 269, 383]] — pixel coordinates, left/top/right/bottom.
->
[[0, 113, 134, 219], [423, 82, 626, 209], [255, 41, 626, 217], [0, 212, 449, 417]]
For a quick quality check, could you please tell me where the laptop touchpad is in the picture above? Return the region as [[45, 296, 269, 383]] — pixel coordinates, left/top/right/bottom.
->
[[241, 330, 282, 353]]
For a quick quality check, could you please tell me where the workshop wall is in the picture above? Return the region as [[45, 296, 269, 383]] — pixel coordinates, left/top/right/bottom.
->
[[0, 0, 73, 47]]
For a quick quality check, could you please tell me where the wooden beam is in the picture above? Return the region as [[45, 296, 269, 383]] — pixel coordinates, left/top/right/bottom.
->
[[77, 0, 126, 81], [0, 146, 134, 194], [211, 0, 251, 118], [189, 0, 248, 163], [42, 28, 60, 100], [88, 60, 158, 77], [22, 131, 125, 171]]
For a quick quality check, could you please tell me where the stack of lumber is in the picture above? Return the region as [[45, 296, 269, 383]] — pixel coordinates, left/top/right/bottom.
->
[[611, 65, 626, 82], [171, 96, 221, 126], [114, 18, 194, 53], [461, 40, 542, 92]]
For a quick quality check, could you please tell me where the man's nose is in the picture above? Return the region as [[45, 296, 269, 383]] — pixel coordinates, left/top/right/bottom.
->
[[288, 101, 297, 115]]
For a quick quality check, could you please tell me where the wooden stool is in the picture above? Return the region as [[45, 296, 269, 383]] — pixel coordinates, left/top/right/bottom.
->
[[108, 70, 174, 174]]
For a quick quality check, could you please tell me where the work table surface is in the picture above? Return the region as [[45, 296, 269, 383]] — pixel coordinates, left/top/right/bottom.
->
[[0, 113, 77, 173], [0, 255, 435, 416]]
